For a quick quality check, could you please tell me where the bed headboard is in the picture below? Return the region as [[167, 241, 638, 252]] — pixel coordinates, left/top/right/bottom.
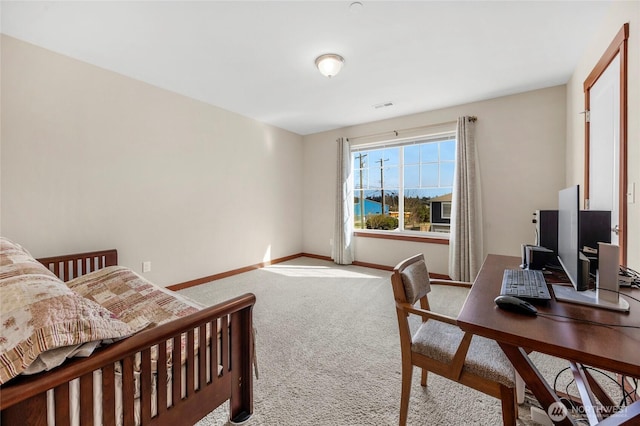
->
[[37, 249, 118, 282]]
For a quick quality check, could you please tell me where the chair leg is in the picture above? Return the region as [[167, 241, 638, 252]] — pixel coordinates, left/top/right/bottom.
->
[[421, 368, 427, 387], [499, 385, 517, 426], [399, 363, 413, 426], [515, 371, 525, 404]]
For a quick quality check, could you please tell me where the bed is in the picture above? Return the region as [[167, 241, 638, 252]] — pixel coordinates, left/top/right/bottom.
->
[[0, 238, 255, 425]]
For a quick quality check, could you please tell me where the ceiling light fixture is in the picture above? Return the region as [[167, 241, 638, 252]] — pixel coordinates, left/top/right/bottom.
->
[[315, 54, 345, 78]]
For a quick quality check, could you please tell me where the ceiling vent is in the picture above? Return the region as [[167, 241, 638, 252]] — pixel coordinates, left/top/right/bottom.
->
[[373, 102, 394, 109]]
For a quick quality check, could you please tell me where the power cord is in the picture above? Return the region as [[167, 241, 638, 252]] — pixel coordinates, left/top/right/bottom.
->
[[551, 364, 635, 420], [582, 366, 635, 407], [620, 266, 640, 288], [597, 287, 640, 303], [536, 288, 640, 328], [536, 312, 640, 329]]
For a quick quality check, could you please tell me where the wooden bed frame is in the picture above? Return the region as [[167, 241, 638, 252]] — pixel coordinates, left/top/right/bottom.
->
[[0, 249, 255, 425]]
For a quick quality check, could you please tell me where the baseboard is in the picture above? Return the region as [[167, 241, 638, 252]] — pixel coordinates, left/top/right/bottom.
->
[[352, 260, 394, 271], [302, 254, 450, 278], [167, 253, 305, 291], [299, 252, 332, 262], [302, 254, 394, 272], [168, 252, 451, 291]]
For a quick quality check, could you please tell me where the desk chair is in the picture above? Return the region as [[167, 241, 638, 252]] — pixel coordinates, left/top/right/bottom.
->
[[391, 254, 518, 425]]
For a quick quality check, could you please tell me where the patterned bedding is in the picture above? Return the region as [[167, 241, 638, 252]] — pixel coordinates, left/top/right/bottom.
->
[[0, 237, 207, 386], [0, 238, 132, 384], [67, 266, 203, 332], [67, 265, 209, 370]]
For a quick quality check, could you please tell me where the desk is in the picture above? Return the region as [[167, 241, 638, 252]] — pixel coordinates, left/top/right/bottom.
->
[[458, 254, 640, 425]]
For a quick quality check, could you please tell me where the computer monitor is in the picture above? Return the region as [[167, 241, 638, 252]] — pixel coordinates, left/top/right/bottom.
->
[[557, 185, 587, 291], [553, 185, 629, 312]]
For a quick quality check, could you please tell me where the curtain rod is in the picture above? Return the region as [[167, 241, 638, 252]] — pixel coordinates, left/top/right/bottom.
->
[[346, 116, 477, 143]]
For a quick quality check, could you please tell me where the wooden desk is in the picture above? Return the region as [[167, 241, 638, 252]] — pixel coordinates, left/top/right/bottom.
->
[[458, 254, 640, 425]]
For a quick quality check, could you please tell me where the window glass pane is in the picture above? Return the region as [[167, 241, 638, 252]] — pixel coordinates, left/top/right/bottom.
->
[[367, 149, 385, 165], [421, 163, 439, 187], [424, 187, 453, 198], [404, 164, 419, 188], [403, 190, 431, 232], [385, 147, 400, 166], [440, 140, 456, 161], [404, 145, 420, 165], [440, 162, 455, 187], [354, 168, 367, 189], [353, 152, 367, 169], [383, 166, 399, 189], [420, 143, 438, 162]]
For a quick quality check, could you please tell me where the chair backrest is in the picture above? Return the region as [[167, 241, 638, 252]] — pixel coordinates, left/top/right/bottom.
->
[[392, 254, 432, 305]]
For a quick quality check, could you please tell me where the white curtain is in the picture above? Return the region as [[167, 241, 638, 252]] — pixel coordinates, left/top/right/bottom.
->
[[448, 117, 483, 281], [332, 137, 354, 265]]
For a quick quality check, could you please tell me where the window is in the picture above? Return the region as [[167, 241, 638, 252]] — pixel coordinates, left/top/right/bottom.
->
[[352, 133, 456, 236], [441, 202, 452, 219]]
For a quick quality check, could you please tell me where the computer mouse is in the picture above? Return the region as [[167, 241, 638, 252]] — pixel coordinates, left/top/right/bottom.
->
[[494, 295, 538, 316]]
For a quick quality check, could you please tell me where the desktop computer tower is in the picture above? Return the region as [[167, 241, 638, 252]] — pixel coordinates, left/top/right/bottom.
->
[[535, 210, 558, 253]]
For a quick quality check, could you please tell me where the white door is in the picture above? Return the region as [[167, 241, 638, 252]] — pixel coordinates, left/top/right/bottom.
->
[[588, 54, 619, 245]]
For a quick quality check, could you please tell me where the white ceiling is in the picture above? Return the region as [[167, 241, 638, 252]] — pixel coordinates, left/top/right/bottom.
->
[[1, 1, 612, 135]]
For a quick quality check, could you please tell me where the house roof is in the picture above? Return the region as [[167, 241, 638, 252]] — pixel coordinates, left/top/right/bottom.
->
[[429, 193, 453, 203]]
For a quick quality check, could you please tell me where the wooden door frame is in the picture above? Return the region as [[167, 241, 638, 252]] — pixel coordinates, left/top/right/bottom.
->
[[583, 23, 628, 265]]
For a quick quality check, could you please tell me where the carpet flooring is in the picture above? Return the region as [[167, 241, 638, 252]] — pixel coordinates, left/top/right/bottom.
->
[[178, 257, 627, 425]]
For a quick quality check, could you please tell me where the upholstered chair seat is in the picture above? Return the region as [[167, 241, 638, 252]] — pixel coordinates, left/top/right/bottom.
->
[[412, 320, 515, 388]]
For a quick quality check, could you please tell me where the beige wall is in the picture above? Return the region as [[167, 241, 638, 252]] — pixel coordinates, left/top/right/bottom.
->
[[1, 35, 304, 286], [302, 86, 567, 275], [5, 5, 635, 283], [566, 1, 639, 270]]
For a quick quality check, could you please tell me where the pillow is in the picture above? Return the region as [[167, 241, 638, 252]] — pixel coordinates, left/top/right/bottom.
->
[[67, 266, 208, 369], [0, 238, 134, 384], [67, 266, 204, 333], [1, 236, 58, 279]]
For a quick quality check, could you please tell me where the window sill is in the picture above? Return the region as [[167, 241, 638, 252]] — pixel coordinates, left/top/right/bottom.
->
[[353, 231, 450, 245]]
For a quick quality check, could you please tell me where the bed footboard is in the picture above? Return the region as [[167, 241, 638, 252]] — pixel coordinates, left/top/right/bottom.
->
[[0, 293, 255, 426]]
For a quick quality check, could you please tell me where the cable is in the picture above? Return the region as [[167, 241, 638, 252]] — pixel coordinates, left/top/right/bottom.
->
[[619, 266, 640, 288], [554, 366, 571, 393], [620, 265, 640, 279], [598, 287, 640, 303], [619, 375, 639, 406], [582, 366, 633, 407], [537, 312, 640, 329]]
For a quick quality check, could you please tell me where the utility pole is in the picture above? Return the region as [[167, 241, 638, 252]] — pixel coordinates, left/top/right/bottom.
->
[[378, 158, 389, 214], [355, 153, 367, 229]]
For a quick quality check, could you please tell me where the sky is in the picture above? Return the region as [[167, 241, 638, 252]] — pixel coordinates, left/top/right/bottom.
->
[[354, 139, 455, 200]]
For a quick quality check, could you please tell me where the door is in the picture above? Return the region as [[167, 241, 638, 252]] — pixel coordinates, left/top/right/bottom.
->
[[588, 54, 619, 245], [584, 23, 628, 264]]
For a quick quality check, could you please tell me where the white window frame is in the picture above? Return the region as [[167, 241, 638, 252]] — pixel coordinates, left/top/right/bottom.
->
[[351, 130, 456, 240]]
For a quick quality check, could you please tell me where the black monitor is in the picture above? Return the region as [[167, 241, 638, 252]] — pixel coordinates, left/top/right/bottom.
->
[[557, 185, 588, 291]]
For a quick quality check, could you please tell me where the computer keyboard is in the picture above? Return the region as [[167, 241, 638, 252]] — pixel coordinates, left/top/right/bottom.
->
[[500, 269, 551, 302]]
